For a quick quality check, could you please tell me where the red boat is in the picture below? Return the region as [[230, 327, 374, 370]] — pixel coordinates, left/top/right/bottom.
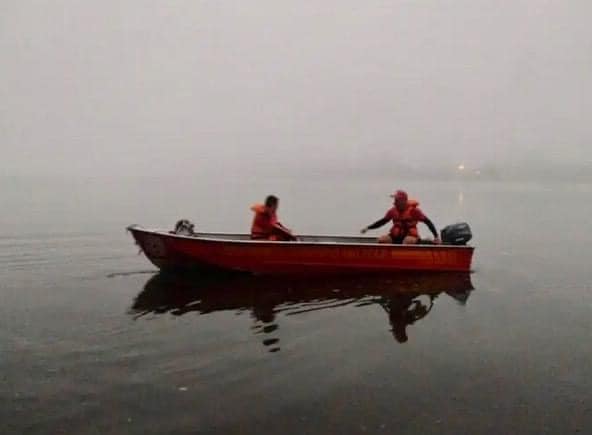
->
[[127, 225, 474, 274]]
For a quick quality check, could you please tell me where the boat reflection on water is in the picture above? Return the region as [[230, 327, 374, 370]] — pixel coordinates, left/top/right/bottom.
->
[[130, 272, 474, 352]]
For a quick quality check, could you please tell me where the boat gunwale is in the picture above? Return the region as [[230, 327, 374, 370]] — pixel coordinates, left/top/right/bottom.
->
[[127, 226, 474, 250]]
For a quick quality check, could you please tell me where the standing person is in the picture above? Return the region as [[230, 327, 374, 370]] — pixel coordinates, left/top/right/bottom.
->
[[250, 195, 296, 241], [361, 190, 441, 244]]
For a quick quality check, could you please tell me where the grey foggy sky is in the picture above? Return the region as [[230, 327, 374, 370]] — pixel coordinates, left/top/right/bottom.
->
[[2, 0, 591, 177]]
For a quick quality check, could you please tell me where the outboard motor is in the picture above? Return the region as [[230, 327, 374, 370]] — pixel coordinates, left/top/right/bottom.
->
[[441, 223, 472, 245], [173, 219, 196, 236]]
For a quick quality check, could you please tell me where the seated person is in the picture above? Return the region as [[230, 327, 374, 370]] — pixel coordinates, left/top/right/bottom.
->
[[361, 190, 441, 244], [250, 195, 296, 241]]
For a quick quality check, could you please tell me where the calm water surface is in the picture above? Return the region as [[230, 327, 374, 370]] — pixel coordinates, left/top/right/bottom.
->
[[2, 176, 591, 434]]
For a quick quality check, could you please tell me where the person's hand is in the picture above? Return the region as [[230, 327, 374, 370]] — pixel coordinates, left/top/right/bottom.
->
[[360, 227, 368, 234], [433, 237, 442, 245]]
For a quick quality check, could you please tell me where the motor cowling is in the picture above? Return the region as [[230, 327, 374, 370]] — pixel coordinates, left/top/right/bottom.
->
[[440, 223, 472, 245], [173, 219, 196, 236]]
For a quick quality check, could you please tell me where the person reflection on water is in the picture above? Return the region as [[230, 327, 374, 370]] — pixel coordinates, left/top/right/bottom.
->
[[381, 294, 436, 343], [361, 190, 441, 244]]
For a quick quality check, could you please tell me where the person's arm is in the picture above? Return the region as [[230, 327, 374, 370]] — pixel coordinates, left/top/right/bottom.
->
[[368, 217, 390, 230], [272, 223, 297, 241], [422, 217, 440, 241], [361, 216, 390, 233], [412, 207, 440, 242]]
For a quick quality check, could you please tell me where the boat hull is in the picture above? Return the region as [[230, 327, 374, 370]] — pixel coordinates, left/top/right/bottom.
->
[[128, 227, 474, 274]]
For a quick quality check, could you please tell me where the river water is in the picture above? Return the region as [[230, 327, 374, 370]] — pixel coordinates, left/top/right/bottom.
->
[[2, 176, 591, 434]]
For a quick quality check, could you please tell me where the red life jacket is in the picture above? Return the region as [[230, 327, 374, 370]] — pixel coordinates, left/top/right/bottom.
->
[[250, 204, 277, 239], [390, 200, 420, 238]]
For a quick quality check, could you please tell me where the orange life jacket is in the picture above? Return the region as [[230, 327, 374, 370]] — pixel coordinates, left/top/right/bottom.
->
[[390, 200, 420, 238], [250, 204, 277, 239]]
